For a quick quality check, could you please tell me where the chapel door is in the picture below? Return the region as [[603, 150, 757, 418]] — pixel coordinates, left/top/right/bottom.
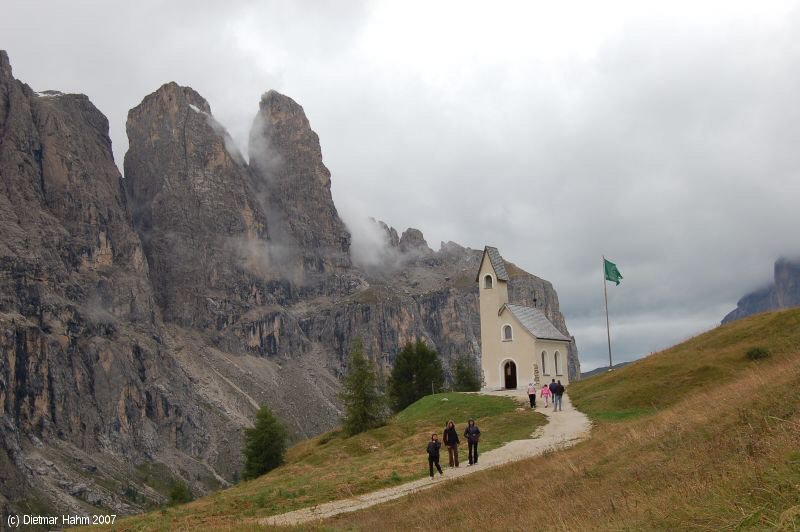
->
[[504, 361, 517, 389]]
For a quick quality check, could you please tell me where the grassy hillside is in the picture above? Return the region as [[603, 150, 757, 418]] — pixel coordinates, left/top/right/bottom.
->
[[96, 393, 545, 530], [330, 308, 800, 530], [570, 307, 800, 421]]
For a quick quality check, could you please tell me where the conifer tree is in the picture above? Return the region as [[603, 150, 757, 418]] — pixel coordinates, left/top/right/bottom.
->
[[341, 339, 386, 436], [452, 354, 481, 392], [241, 405, 288, 480], [388, 340, 445, 411]]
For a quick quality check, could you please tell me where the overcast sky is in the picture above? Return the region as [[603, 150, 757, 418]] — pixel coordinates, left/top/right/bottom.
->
[[4, 1, 800, 371]]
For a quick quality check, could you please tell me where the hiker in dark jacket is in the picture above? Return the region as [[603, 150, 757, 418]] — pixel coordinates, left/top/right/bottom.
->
[[443, 420, 460, 467], [427, 433, 443, 479], [553, 380, 565, 411], [549, 379, 557, 397], [463, 419, 481, 466]]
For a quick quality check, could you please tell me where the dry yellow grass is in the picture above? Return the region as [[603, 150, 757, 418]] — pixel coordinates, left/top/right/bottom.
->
[[326, 309, 800, 531]]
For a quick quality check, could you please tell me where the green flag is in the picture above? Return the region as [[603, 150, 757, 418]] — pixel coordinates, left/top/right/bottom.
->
[[604, 258, 623, 285]]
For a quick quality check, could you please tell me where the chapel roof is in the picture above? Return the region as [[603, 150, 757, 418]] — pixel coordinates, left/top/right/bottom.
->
[[476, 246, 509, 282], [502, 304, 570, 342]]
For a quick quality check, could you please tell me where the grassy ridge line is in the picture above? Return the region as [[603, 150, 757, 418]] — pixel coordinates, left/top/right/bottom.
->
[[85, 393, 545, 531], [328, 308, 800, 530], [570, 308, 800, 421]]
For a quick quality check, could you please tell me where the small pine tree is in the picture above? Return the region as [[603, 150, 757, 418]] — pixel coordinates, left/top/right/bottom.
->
[[241, 405, 288, 480], [452, 354, 481, 392], [341, 339, 386, 436], [388, 340, 445, 411]]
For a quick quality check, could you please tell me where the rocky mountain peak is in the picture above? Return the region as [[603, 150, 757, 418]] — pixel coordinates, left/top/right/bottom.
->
[[399, 228, 432, 254], [722, 257, 800, 323], [124, 82, 269, 327], [248, 89, 351, 272], [0, 50, 11, 79], [141, 81, 211, 116]]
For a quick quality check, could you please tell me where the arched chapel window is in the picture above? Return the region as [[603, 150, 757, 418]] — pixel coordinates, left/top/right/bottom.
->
[[484, 275, 493, 289], [503, 324, 513, 341], [555, 351, 561, 375], [541, 351, 548, 375]]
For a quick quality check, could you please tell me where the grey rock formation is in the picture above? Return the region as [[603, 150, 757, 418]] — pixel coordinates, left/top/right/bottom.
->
[[398, 228, 432, 254], [124, 82, 269, 329], [0, 51, 219, 516], [249, 90, 351, 274], [722, 257, 800, 323]]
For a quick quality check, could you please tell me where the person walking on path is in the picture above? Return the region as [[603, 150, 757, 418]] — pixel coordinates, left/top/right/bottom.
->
[[540, 383, 551, 407], [548, 379, 557, 399], [463, 419, 481, 466], [443, 420, 460, 467], [553, 380, 565, 411], [526, 382, 537, 408], [426, 433, 443, 479]]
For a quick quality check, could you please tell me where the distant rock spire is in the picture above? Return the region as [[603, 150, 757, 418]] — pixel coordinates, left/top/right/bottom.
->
[[248, 90, 351, 272]]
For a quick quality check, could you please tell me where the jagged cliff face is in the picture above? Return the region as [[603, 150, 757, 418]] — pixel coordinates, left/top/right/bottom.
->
[[0, 51, 223, 516], [0, 50, 579, 518], [722, 258, 800, 323], [249, 90, 351, 274], [124, 83, 269, 329]]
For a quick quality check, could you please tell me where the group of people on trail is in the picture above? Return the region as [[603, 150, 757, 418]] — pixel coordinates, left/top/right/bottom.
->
[[426, 419, 481, 479], [426, 381, 568, 479], [527, 379, 566, 411]]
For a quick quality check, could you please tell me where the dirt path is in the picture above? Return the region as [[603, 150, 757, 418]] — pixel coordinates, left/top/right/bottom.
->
[[260, 391, 592, 527]]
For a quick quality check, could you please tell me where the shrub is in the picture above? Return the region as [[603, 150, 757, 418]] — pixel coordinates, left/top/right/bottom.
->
[[242, 405, 288, 480], [341, 339, 387, 436], [168, 480, 193, 505], [388, 340, 445, 411], [746, 347, 770, 360]]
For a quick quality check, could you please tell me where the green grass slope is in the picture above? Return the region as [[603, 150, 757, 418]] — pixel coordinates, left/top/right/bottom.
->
[[94, 392, 544, 531], [570, 307, 800, 421], [331, 308, 800, 531]]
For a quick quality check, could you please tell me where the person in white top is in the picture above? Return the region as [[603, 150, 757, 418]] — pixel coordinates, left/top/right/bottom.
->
[[526, 382, 537, 408]]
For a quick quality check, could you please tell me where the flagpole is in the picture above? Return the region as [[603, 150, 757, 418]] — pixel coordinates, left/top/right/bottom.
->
[[603, 255, 613, 371]]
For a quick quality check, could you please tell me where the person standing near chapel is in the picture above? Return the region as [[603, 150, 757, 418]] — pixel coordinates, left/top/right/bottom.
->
[[527, 382, 537, 408], [553, 380, 565, 411], [549, 379, 557, 399], [443, 420, 460, 467], [463, 419, 481, 466], [427, 433, 443, 479]]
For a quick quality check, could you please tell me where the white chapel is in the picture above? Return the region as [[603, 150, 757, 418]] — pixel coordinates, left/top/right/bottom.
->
[[476, 246, 571, 390]]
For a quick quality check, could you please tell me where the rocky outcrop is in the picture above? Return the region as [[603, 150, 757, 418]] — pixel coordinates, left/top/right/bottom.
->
[[722, 257, 800, 323], [249, 90, 351, 274], [398, 228, 432, 254], [0, 51, 221, 515], [0, 50, 580, 519], [124, 83, 269, 329]]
